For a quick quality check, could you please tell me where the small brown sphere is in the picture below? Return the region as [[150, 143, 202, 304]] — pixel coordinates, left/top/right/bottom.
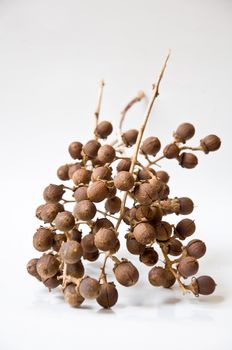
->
[[195, 276, 216, 295], [97, 145, 116, 164], [36, 254, 60, 279], [69, 227, 82, 242], [186, 239, 206, 259], [163, 143, 180, 159], [109, 238, 120, 254], [82, 140, 101, 159], [162, 269, 176, 288], [83, 250, 99, 261], [59, 240, 83, 264], [148, 267, 166, 287], [135, 205, 156, 221], [137, 168, 156, 181], [27, 258, 41, 281], [95, 121, 113, 139], [68, 163, 82, 178], [43, 184, 64, 203], [73, 186, 88, 202], [81, 233, 97, 253], [40, 202, 64, 223], [167, 239, 183, 256], [87, 181, 109, 203], [139, 247, 159, 266], [126, 237, 145, 255], [116, 159, 132, 172], [148, 207, 163, 225], [33, 227, 54, 252], [154, 221, 172, 242], [64, 283, 85, 307], [57, 164, 70, 181], [68, 141, 83, 160], [66, 261, 84, 278], [73, 200, 96, 221], [91, 166, 112, 181], [175, 219, 196, 240], [35, 204, 45, 220], [105, 196, 121, 214], [72, 168, 92, 186], [92, 218, 114, 234], [94, 228, 117, 251], [52, 233, 66, 252], [114, 262, 139, 287], [43, 275, 61, 289], [178, 197, 194, 215], [178, 256, 199, 278], [174, 123, 195, 142], [156, 170, 170, 184], [122, 129, 138, 146], [96, 283, 118, 308], [200, 134, 221, 153], [141, 136, 161, 156], [79, 277, 101, 299], [133, 222, 156, 245], [114, 171, 134, 191], [134, 182, 158, 205], [179, 152, 198, 169], [54, 211, 75, 231]]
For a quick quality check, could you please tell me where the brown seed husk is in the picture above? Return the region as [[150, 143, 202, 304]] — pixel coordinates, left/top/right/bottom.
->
[[43, 275, 61, 289], [68, 163, 82, 178], [36, 254, 60, 279], [52, 233, 66, 252], [200, 134, 221, 153], [73, 186, 88, 202], [134, 182, 158, 205], [105, 196, 121, 214], [139, 247, 159, 266], [154, 221, 172, 242], [94, 228, 117, 251], [95, 121, 113, 139], [114, 262, 139, 287], [82, 140, 101, 159], [195, 276, 216, 295], [81, 233, 97, 253], [133, 222, 156, 245], [59, 240, 83, 264], [83, 250, 99, 261], [175, 219, 196, 240], [126, 237, 145, 255], [69, 227, 82, 242], [43, 184, 64, 203], [156, 170, 170, 183], [96, 283, 118, 308], [54, 211, 75, 231], [174, 123, 195, 143], [97, 145, 116, 164], [92, 218, 114, 234], [64, 283, 85, 307], [33, 227, 54, 252], [66, 261, 85, 278], [68, 141, 83, 160], [114, 171, 134, 191], [79, 277, 101, 299], [73, 200, 96, 221], [72, 168, 92, 186], [57, 164, 70, 181], [178, 197, 194, 215], [122, 129, 138, 146], [91, 166, 112, 181], [137, 168, 156, 181], [186, 239, 206, 259], [141, 136, 161, 156], [116, 159, 131, 172], [163, 143, 180, 159], [87, 181, 109, 202], [27, 258, 41, 281], [167, 238, 183, 256], [179, 152, 198, 169], [178, 256, 199, 278], [40, 202, 64, 223]]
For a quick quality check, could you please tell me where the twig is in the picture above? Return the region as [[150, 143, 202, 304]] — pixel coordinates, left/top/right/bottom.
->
[[94, 80, 105, 137]]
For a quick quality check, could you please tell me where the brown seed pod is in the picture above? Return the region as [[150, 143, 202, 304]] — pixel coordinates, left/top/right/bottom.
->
[[68, 163, 82, 178], [105, 196, 121, 214], [122, 129, 138, 146], [156, 170, 170, 183], [35, 204, 45, 220], [36, 254, 60, 279], [159, 183, 170, 200], [43, 275, 61, 289], [97, 144, 116, 164], [167, 238, 183, 256], [148, 266, 166, 286], [175, 219, 196, 240], [133, 222, 156, 245], [114, 171, 134, 191], [73, 186, 88, 202], [91, 166, 112, 181], [92, 218, 114, 234], [148, 207, 163, 225], [107, 185, 117, 198], [73, 200, 96, 221], [137, 168, 156, 181], [52, 233, 66, 252], [116, 159, 131, 172], [94, 228, 117, 251], [135, 205, 156, 221], [186, 239, 206, 259], [114, 261, 139, 287], [178, 256, 199, 278], [134, 182, 158, 205], [40, 202, 64, 223], [141, 136, 161, 156], [200, 134, 221, 153], [95, 121, 113, 139], [162, 269, 176, 288], [81, 233, 97, 253], [87, 181, 109, 202], [91, 157, 105, 167], [33, 227, 54, 252], [96, 282, 118, 308], [179, 152, 198, 169], [154, 221, 172, 242], [68, 141, 83, 160], [126, 237, 145, 255], [66, 261, 85, 278], [163, 143, 180, 159], [79, 277, 101, 299], [82, 140, 101, 159], [72, 168, 92, 186], [174, 122, 195, 143], [43, 184, 64, 203], [57, 164, 70, 181], [26, 258, 41, 281], [109, 238, 120, 254], [195, 276, 216, 295], [54, 211, 75, 231], [59, 240, 83, 264], [69, 227, 82, 242], [64, 283, 85, 307], [83, 250, 99, 261], [178, 197, 194, 215], [139, 247, 159, 266]]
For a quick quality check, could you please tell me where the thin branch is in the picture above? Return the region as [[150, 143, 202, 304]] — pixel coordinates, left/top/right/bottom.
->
[[94, 79, 105, 136]]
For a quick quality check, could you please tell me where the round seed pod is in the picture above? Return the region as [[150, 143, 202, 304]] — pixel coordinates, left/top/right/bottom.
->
[[178, 197, 194, 215], [122, 129, 138, 146], [27, 258, 41, 281], [36, 254, 60, 279], [135, 205, 157, 221], [139, 247, 159, 266], [141, 136, 161, 156], [83, 250, 99, 261], [195, 276, 216, 295], [149, 177, 164, 197], [69, 228, 82, 242], [178, 256, 199, 278], [43, 184, 64, 203], [174, 123, 195, 143], [35, 204, 45, 220], [73, 200, 96, 221], [126, 237, 145, 255], [73, 186, 88, 202], [107, 185, 117, 198], [134, 182, 158, 205], [122, 207, 131, 225], [43, 275, 61, 289], [95, 121, 113, 139], [82, 140, 101, 159], [167, 238, 183, 256], [68, 141, 83, 160], [162, 269, 176, 288], [40, 203, 64, 223], [179, 152, 198, 169], [105, 196, 121, 214], [156, 170, 170, 184], [114, 262, 139, 287], [52, 233, 66, 252], [59, 240, 83, 264], [96, 283, 118, 308], [66, 261, 84, 278], [200, 134, 221, 153], [72, 168, 92, 186], [97, 145, 116, 164], [186, 239, 206, 259], [154, 221, 172, 242], [57, 164, 70, 181], [114, 171, 134, 191], [68, 163, 82, 178], [54, 211, 75, 231], [64, 283, 84, 307], [91, 166, 112, 181], [133, 222, 156, 245], [137, 168, 156, 181], [92, 218, 114, 234], [149, 207, 163, 225], [163, 143, 180, 159], [81, 233, 97, 253], [94, 228, 117, 251], [33, 227, 54, 252], [109, 238, 120, 254], [87, 181, 109, 203], [175, 219, 196, 240], [79, 277, 101, 299], [159, 184, 170, 200], [116, 159, 131, 172], [148, 267, 166, 287], [91, 157, 105, 167]]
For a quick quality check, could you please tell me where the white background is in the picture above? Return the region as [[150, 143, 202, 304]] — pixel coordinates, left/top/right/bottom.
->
[[0, 0, 231, 349]]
